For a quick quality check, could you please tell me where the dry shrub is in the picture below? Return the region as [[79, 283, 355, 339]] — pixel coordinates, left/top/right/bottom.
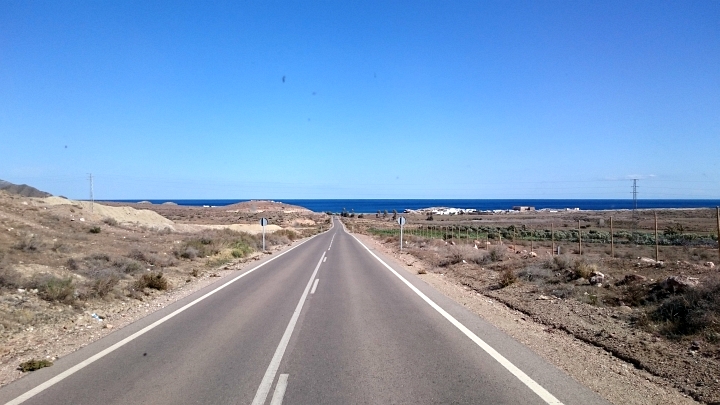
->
[[90, 273, 120, 298], [127, 249, 148, 262], [408, 249, 441, 268], [265, 232, 290, 246], [14, 234, 43, 252], [488, 246, 506, 262], [498, 269, 518, 288], [112, 257, 143, 274], [127, 249, 174, 267], [0, 265, 23, 289], [384, 236, 398, 244], [18, 359, 53, 372], [437, 246, 487, 267], [547, 255, 574, 270], [102, 217, 118, 226], [652, 275, 720, 338], [32, 275, 76, 304], [51, 240, 69, 253], [550, 285, 576, 299], [621, 283, 649, 306], [177, 246, 199, 259], [517, 265, 553, 283], [273, 229, 299, 241], [134, 272, 169, 291], [572, 259, 598, 280]]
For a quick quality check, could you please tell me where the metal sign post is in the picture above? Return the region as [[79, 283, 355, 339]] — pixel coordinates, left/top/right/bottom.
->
[[260, 218, 268, 251], [397, 216, 406, 251]]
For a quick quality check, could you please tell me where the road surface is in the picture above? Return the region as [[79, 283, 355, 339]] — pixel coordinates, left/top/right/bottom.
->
[[0, 218, 609, 405]]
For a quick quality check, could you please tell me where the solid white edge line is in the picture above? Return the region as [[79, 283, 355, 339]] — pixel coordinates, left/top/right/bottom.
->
[[251, 251, 325, 405], [310, 278, 319, 294], [269, 374, 289, 405], [4, 233, 325, 405], [348, 233, 564, 405]]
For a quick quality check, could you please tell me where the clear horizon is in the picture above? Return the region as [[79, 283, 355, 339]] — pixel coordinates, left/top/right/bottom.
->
[[2, 1, 718, 200]]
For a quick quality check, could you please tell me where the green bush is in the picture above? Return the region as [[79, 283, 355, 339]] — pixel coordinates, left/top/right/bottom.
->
[[89, 226, 101, 234]]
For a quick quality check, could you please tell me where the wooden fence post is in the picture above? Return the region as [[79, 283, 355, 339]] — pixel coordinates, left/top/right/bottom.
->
[[578, 220, 582, 255], [655, 212, 659, 262], [610, 216, 614, 258]]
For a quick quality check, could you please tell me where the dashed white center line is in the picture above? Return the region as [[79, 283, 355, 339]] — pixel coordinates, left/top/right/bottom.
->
[[311, 279, 319, 294], [269, 374, 289, 405], [251, 252, 325, 405], [323, 257, 327, 263]]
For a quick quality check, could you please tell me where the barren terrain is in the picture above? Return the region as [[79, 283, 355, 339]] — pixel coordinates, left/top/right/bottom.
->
[[345, 209, 720, 404], [0, 191, 328, 386], [2, 190, 719, 404]]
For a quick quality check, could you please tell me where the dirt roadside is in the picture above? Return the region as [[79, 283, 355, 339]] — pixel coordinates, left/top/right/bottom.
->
[[0, 238, 311, 387], [353, 232, 701, 405], [0, 192, 328, 388]]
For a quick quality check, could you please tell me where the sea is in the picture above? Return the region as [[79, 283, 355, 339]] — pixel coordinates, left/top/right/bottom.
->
[[107, 199, 720, 213]]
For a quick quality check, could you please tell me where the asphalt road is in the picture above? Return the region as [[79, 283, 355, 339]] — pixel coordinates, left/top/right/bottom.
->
[[0, 218, 610, 405]]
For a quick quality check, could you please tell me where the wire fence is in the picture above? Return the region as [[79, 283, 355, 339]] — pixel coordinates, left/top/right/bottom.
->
[[364, 209, 720, 263]]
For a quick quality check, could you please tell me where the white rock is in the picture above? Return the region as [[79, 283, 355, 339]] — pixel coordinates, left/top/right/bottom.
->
[[589, 271, 605, 285]]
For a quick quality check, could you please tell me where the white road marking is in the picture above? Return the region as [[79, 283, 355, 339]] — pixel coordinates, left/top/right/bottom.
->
[[269, 374, 288, 405], [251, 252, 325, 405], [323, 257, 327, 263], [311, 279, 319, 294], [349, 233, 564, 405], [3, 235, 324, 405]]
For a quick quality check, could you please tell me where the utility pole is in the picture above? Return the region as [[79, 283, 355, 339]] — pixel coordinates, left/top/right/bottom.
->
[[632, 179, 638, 243], [716, 207, 720, 263], [88, 173, 94, 213]]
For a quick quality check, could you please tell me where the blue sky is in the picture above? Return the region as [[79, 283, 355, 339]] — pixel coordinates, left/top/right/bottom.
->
[[1, 1, 718, 199]]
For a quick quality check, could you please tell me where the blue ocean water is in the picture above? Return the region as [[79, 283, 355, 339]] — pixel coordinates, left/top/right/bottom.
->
[[107, 199, 720, 213]]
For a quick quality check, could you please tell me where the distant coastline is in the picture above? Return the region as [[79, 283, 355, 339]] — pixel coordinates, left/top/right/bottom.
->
[[103, 199, 720, 213]]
